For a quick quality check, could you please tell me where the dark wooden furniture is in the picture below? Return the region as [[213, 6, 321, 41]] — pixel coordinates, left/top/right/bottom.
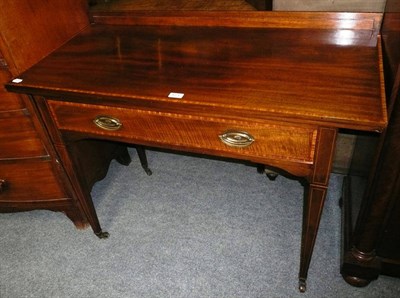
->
[[6, 10, 386, 291], [246, 0, 273, 10], [341, 0, 400, 286], [89, 0, 271, 11], [0, 1, 92, 228]]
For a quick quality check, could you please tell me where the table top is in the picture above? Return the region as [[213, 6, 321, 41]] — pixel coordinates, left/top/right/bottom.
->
[[7, 23, 387, 131]]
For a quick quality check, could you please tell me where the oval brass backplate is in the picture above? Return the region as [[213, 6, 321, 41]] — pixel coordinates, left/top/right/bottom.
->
[[93, 115, 122, 131], [219, 130, 255, 148]]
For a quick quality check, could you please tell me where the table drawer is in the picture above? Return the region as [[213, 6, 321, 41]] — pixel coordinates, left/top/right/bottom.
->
[[48, 101, 317, 164], [0, 159, 65, 203], [0, 111, 48, 159]]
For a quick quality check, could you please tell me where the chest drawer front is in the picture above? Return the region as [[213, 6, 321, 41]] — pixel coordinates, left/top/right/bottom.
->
[[0, 159, 65, 203], [0, 111, 48, 159], [49, 101, 317, 164]]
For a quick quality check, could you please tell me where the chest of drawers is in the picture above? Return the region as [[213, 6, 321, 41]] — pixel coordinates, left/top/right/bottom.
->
[[0, 1, 91, 228]]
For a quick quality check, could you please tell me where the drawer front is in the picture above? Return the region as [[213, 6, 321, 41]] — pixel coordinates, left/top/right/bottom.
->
[[0, 159, 65, 203], [0, 111, 48, 159], [49, 101, 317, 164], [0, 68, 25, 111]]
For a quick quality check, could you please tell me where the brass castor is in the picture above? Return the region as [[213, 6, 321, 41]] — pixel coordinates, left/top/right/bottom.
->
[[143, 167, 153, 176], [257, 165, 278, 181], [299, 278, 307, 293], [266, 173, 278, 181], [95, 231, 110, 239]]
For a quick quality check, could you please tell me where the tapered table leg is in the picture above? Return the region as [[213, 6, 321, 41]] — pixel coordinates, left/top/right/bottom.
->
[[298, 127, 337, 291], [299, 184, 328, 292]]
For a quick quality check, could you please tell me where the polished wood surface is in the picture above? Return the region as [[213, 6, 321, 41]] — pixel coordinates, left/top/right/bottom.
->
[[0, 1, 91, 228], [341, 0, 400, 286], [9, 20, 386, 132], [0, 160, 65, 202], [47, 100, 317, 177], [0, 69, 24, 110], [0, 110, 47, 159], [6, 11, 386, 291], [92, 11, 382, 35], [0, 0, 89, 75]]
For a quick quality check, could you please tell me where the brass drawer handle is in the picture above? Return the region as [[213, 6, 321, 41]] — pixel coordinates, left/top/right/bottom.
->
[[93, 115, 122, 131], [219, 130, 255, 148], [0, 179, 8, 193]]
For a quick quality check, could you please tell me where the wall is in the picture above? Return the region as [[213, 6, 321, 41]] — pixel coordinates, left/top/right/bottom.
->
[[274, 0, 386, 12]]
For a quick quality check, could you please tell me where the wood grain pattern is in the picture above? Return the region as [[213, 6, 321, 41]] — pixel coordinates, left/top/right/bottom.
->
[[48, 100, 317, 165], [0, 159, 65, 202], [300, 127, 337, 291], [0, 0, 90, 75], [0, 1, 91, 229], [8, 23, 386, 132], [0, 69, 24, 111], [0, 110, 48, 159], [92, 11, 382, 34]]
